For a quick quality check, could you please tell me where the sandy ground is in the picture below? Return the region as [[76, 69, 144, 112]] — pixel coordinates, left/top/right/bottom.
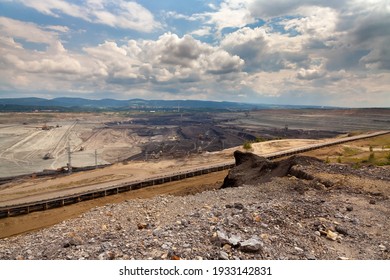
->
[[0, 119, 143, 177], [0, 134, 388, 239], [0, 137, 329, 240], [1, 155, 389, 260], [2, 108, 389, 178], [0, 171, 228, 238], [0, 138, 326, 206]]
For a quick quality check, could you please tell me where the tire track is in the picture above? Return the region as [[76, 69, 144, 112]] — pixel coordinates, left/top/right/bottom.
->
[[50, 121, 78, 158]]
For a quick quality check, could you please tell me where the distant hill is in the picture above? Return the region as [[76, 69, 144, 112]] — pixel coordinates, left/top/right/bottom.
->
[[0, 97, 126, 108], [0, 97, 260, 111], [0, 97, 335, 112]]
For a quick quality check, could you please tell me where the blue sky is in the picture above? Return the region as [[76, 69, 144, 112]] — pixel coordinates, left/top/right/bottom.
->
[[0, 0, 389, 107]]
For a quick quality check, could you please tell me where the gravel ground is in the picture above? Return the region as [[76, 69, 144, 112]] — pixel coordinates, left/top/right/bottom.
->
[[0, 158, 389, 260]]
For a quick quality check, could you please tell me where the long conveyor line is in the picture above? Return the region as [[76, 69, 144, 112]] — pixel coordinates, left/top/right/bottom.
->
[[0, 130, 388, 219]]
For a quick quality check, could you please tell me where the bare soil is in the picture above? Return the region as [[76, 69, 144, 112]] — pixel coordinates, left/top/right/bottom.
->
[[0, 171, 227, 238], [302, 134, 390, 165], [1, 135, 388, 241], [0, 155, 388, 260], [0, 109, 389, 259], [2, 108, 388, 177], [0, 138, 322, 205]]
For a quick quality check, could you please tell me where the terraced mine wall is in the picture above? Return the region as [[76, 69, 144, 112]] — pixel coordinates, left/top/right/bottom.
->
[[0, 130, 388, 219], [0, 164, 111, 186]]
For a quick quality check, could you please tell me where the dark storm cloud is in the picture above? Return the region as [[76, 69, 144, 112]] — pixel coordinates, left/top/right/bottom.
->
[[159, 35, 204, 66], [349, 9, 390, 70], [325, 49, 370, 71], [249, 0, 344, 18], [352, 10, 390, 43]]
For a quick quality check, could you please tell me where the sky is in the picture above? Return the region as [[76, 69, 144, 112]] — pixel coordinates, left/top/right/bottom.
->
[[0, 0, 389, 107]]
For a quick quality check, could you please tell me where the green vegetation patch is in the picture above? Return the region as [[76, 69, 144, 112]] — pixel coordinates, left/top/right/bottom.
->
[[339, 151, 390, 166], [342, 146, 362, 157], [243, 141, 253, 151]]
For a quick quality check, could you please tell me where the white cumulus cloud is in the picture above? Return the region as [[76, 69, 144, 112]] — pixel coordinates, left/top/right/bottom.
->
[[18, 0, 160, 32]]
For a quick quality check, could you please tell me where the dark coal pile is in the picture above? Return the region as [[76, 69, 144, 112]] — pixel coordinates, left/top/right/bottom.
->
[[116, 112, 342, 161]]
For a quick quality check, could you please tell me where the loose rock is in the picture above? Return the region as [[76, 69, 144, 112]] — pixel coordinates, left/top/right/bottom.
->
[[335, 225, 349, 236], [240, 237, 263, 253], [219, 251, 229, 260], [326, 230, 338, 241], [0, 155, 388, 260]]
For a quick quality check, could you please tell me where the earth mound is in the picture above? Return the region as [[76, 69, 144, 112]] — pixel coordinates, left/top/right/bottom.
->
[[222, 150, 323, 188]]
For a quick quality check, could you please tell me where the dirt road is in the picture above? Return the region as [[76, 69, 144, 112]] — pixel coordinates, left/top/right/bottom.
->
[[0, 138, 323, 206], [0, 171, 227, 238], [0, 132, 388, 239], [1, 131, 388, 207], [0, 137, 324, 238]]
